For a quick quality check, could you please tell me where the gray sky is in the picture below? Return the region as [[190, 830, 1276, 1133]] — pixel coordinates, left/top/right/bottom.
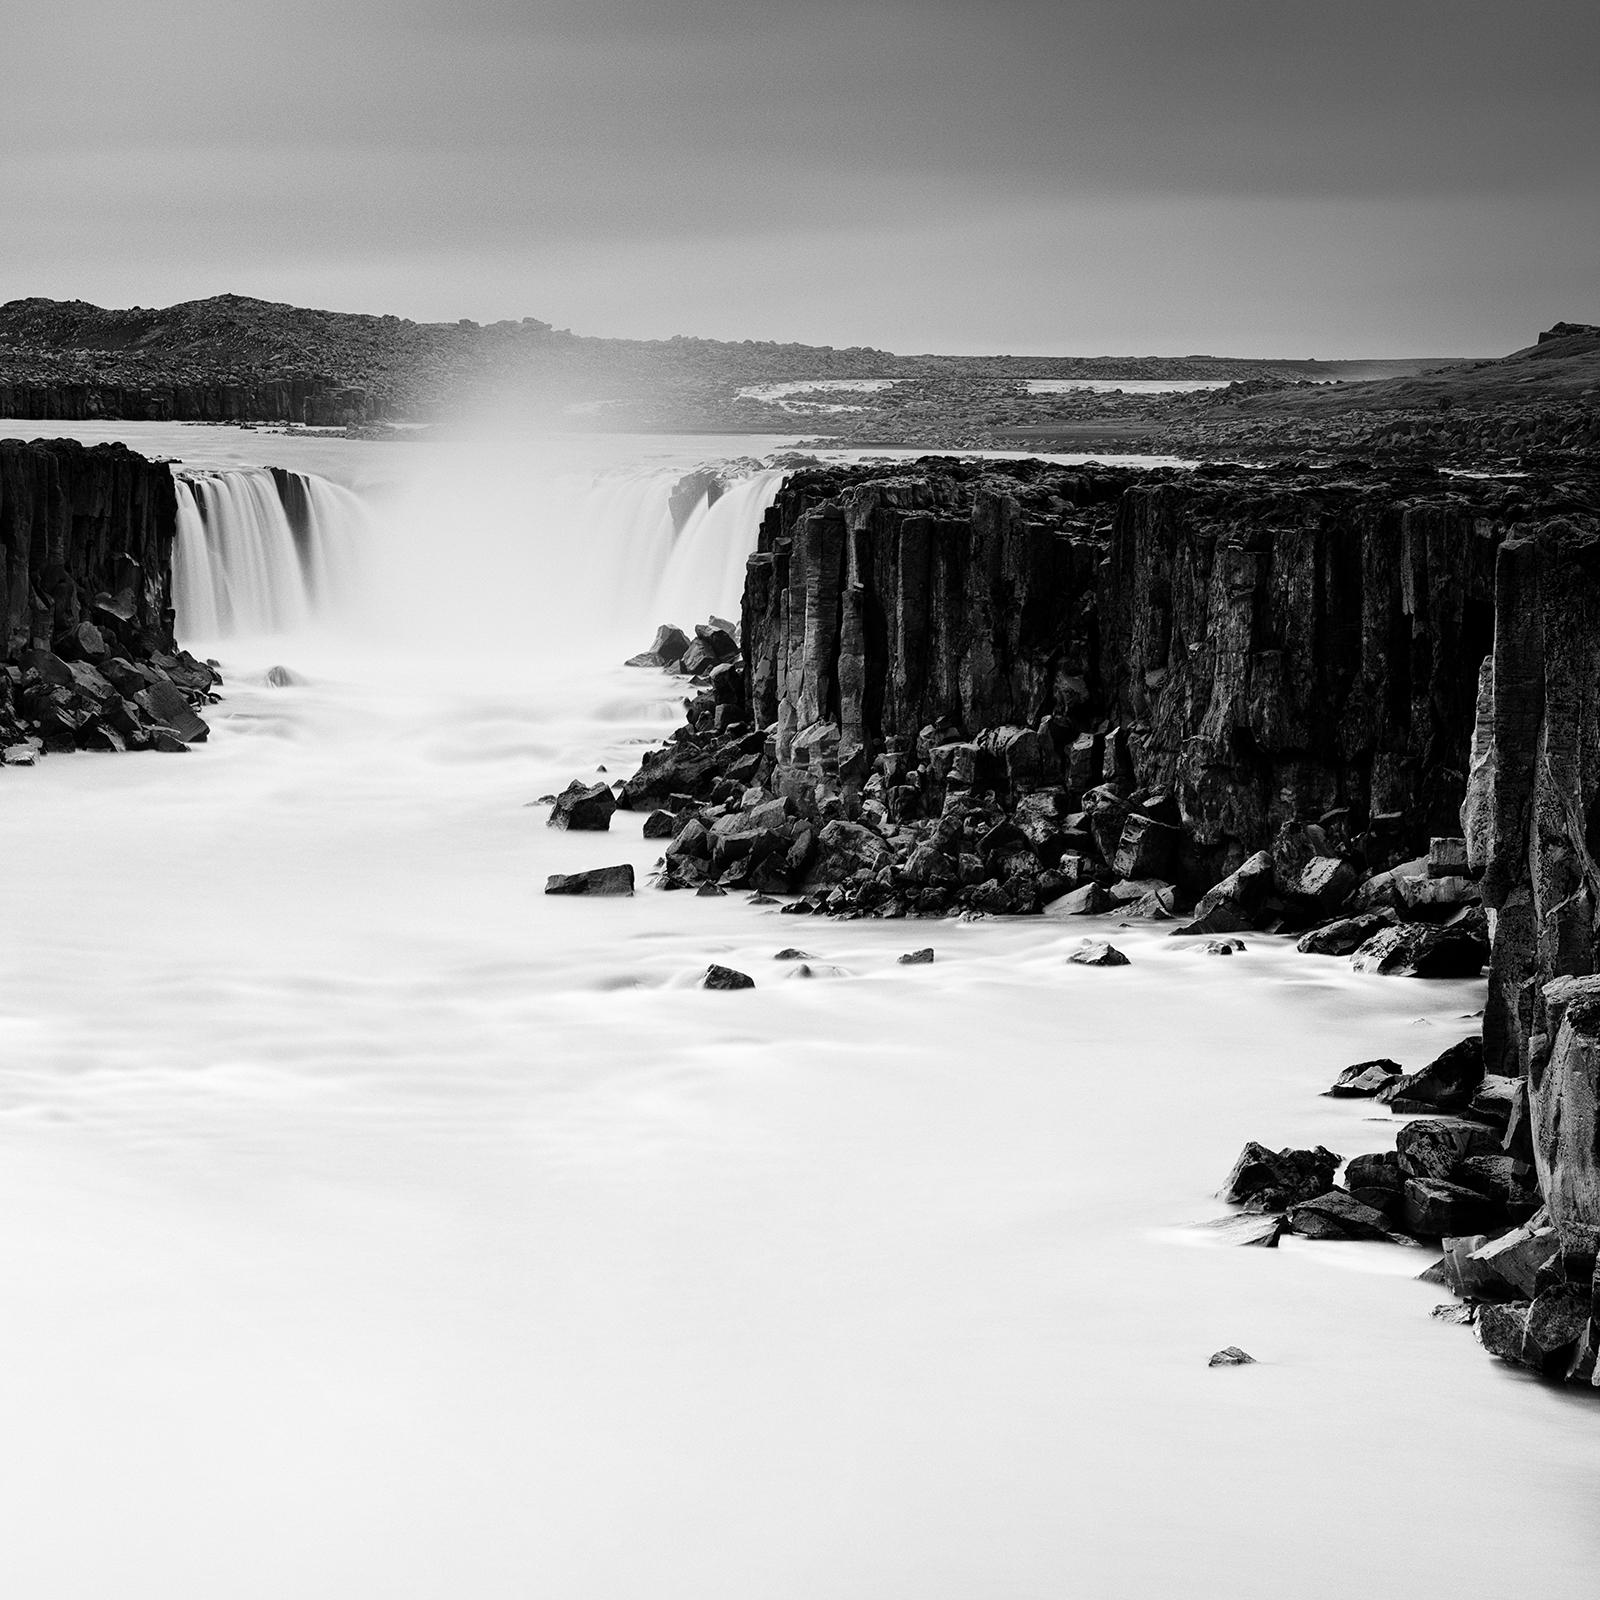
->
[[3, 0, 1595, 355]]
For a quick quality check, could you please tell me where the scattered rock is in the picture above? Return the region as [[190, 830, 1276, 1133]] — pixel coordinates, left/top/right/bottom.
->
[[1200, 938, 1247, 955], [544, 865, 635, 896], [641, 810, 676, 839], [1377, 1037, 1484, 1113], [1208, 1347, 1256, 1367], [1220, 1142, 1341, 1211], [1325, 1058, 1403, 1098], [1296, 912, 1394, 957], [548, 779, 617, 831], [898, 947, 935, 965], [1284, 1188, 1413, 1243], [1349, 918, 1488, 978], [625, 624, 691, 669], [1067, 939, 1130, 967], [702, 963, 755, 990]]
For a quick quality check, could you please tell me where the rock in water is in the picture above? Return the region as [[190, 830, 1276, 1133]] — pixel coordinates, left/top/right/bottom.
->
[[898, 947, 935, 965], [1068, 939, 1130, 967], [1208, 1347, 1256, 1367], [544, 865, 635, 896], [1220, 1142, 1341, 1210], [641, 810, 676, 839], [548, 779, 617, 831], [703, 964, 754, 990], [1324, 1058, 1403, 1097], [625, 624, 690, 669], [1377, 1037, 1484, 1112], [141, 679, 209, 744]]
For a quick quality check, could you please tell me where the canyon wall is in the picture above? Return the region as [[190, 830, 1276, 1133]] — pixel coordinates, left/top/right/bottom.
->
[[742, 459, 1540, 880], [0, 380, 387, 426], [0, 437, 217, 756], [1467, 522, 1600, 1253]]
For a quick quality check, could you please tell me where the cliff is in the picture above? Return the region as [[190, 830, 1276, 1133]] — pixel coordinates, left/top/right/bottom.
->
[[740, 458, 1573, 881], [620, 450, 1600, 1384], [1467, 522, 1600, 1255], [0, 437, 219, 758]]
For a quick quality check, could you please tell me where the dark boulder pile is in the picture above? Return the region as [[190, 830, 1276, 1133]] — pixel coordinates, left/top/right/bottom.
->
[[618, 636, 1494, 954], [1222, 1029, 1597, 1393]]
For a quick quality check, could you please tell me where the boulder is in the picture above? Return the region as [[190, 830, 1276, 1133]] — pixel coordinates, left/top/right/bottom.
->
[[1377, 1037, 1485, 1113], [1113, 814, 1180, 881], [641, 810, 676, 839], [1296, 912, 1394, 957], [811, 820, 894, 885], [1395, 873, 1480, 917], [1325, 1058, 1403, 1098], [1465, 1220, 1559, 1299], [1345, 1151, 1406, 1214], [1395, 1116, 1500, 1181], [544, 865, 635, 896], [1349, 920, 1487, 978], [898, 948, 935, 965], [1220, 1142, 1341, 1211], [140, 679, 209, 744], [1208, 1347, 1256, 1367], [1201, 938, 1247, 955], [1478, 1287, 1591, 1375], [1047, 882, 1111, 917], [1284, 1188, 1410, 1242], [1067, 939, 1130, 968], [1193, 850, 1277, 929], [1403, 1177, 1502, 1238], [1294, 856, 1359, 915], [625, 624, 691, 669], [703, 964, 754, 990], [1454, 1155, 1541, 1217], [616, 743, 722, 809], [548, 780, 617, 831]]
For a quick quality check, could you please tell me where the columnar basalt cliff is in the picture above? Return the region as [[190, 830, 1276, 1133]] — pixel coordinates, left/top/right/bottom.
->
[[0, 437, 219, 760], [1467, 522, 1600, 1258], [740, 459, 1536, 881], [620, 454, 1600, 1386]]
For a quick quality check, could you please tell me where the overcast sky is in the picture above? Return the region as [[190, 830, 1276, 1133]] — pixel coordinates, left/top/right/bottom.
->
[[2, 0, 1595, 355]]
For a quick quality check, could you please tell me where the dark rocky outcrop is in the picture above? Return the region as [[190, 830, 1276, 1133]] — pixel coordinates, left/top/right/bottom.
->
[[1, 437, 219, 759]]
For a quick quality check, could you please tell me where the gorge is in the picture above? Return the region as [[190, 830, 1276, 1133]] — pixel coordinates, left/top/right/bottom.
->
[[2, 422, 1597, 1597]]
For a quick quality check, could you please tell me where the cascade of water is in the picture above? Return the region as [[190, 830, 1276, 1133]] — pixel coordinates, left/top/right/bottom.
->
[[172, 466, 368, 643], [171, 454, 783, 657], [653, 470, 785, 626]]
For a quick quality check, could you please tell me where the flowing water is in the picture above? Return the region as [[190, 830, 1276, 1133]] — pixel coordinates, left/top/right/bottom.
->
[[0, 425, 1595, 1599]]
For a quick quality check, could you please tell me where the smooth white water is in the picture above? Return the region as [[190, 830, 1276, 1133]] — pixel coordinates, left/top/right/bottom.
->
[[174, 468, 368, 638], [1, 424, 1595, 1599]]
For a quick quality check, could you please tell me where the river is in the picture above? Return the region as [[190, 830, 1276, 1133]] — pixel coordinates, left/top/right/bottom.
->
[[0, 422, 1593, 1599]]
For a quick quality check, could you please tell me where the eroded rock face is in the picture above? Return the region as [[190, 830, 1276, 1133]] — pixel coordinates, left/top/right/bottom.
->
[[0, 438, 221, 756], [1467, 521, 1600, 1254], [739, 459, 1532, 884]]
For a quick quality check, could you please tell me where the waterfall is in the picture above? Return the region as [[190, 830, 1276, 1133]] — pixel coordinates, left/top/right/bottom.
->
[[170, 453, 784, 654], [172, 466, 367, 642], [652, 470, 784, 627]]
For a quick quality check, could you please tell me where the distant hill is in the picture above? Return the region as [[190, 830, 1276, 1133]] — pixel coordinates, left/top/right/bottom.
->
[[0, 291, 1449, 427]]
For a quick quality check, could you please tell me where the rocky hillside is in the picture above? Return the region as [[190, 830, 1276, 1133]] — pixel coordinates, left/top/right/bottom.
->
[[0, 291, 1423, 429]]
